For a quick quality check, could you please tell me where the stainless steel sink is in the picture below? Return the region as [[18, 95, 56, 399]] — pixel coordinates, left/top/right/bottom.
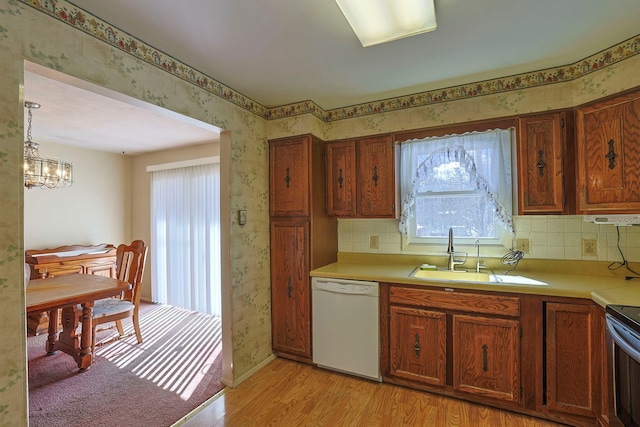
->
[[409, 267, 547, 286]]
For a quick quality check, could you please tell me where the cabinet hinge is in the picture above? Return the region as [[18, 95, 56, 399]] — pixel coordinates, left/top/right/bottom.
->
[[561, 118, 565, 128]]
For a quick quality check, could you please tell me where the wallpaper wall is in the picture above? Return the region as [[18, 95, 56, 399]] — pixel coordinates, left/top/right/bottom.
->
[[0, 0, 639, 424]]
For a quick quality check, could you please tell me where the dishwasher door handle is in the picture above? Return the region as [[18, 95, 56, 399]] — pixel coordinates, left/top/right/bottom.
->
[[313, 279, 378, 296]]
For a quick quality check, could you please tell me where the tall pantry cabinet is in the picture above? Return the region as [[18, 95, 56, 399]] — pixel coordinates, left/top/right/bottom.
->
[[269, 134, 337, 363]]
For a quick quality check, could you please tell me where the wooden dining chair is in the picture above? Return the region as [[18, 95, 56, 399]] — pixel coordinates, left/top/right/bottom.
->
[[91, 239, 148, 358]]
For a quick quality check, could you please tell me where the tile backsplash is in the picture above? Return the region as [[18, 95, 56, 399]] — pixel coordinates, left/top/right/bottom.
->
[[338, 215, 640, 263]]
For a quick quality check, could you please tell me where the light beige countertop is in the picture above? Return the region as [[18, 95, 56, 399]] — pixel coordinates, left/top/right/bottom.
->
[[310, 253, 640, 308]]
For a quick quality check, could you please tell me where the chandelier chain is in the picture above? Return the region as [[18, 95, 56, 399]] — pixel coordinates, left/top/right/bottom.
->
[[26, 106, 33, 142]]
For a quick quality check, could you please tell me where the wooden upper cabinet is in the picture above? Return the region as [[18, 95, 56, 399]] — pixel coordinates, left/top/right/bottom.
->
[[517, 113, 567, 214], [576, 90, 640, 213], [358, 135, 396, 217], [270, 136, 311, 217], [325, 135, 396, 218], [326, 140, 357, 216]]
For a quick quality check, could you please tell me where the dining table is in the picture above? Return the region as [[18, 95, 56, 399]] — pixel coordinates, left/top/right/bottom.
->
[[26, 274, 131, 371]]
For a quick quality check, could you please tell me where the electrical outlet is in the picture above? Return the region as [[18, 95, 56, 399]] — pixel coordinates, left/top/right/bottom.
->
[[369, 235, 379, 250], [516, 238, 530, 253], [583, 239, 597, 256]]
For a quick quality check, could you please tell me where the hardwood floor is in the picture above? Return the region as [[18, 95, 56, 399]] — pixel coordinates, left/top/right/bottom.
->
[[180, 358, 563, 427]]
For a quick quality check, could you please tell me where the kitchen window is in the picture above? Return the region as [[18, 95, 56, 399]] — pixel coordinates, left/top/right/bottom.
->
[[399, 128, 515, 250]]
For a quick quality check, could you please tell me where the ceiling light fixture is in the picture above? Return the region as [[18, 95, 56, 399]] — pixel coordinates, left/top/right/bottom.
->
[[336, 0, 437, 47], [23, 101, 73, 189]]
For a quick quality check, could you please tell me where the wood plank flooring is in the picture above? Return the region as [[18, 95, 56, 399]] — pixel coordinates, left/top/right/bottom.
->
[[180, 358, 564, 427]]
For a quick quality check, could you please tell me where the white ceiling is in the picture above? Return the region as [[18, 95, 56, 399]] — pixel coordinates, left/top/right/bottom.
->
[[24, 0, 640, 154], [24, 67, 221, 155]]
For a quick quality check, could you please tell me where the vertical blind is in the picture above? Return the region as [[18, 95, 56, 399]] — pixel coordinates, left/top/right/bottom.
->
[[150, 162, 221, 316]]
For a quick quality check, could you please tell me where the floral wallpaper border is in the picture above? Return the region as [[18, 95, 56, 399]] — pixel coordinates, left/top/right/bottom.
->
[[22, 0, 640, 123]]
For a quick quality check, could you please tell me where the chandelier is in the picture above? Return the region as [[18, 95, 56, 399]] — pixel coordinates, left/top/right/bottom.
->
[[23, 101, 73, 189]]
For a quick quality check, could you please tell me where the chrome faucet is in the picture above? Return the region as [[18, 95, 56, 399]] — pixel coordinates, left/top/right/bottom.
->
[[447, 228, 466, 271], [474, 239, 483, 273]]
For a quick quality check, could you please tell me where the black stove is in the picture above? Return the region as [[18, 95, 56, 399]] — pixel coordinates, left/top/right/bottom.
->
[[607, 304, 640, 332]]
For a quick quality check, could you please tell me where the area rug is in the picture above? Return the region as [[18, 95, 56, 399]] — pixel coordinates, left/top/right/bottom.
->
[[28, 303, 224, 427]]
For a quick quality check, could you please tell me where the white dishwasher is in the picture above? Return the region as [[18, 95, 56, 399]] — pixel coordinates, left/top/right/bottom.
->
[[312, 277, 380, 381]]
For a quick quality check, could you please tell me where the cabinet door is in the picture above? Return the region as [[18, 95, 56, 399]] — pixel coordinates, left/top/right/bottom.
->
[[577, 92, 640, 212], [86, 263, 116, 278], [357, 136, 396, 217], [453, 315, 520, 403], [270, 137, 310, 217], [389, 306, 446, 386], [517, 113, 565, 214], [270, 220, 311, 358], [326, 140, 356, 217], [546, 302, 598, 417]]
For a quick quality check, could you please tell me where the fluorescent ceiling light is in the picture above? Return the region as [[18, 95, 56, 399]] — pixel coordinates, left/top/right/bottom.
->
[[336, 0, 437, 47]]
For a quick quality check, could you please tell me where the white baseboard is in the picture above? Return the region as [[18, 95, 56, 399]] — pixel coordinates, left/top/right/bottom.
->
[[221, 353, 277, 388]]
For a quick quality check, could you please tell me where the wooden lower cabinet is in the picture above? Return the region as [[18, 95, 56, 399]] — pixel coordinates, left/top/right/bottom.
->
[[545, 301, 600, 419], [389, 306, 446, 386], [382, 284, 604, 427], [453, 315, 521, 403], [270, 220, 311, 360], [384, 284, 521, 406], [85, 263, 117, 277]]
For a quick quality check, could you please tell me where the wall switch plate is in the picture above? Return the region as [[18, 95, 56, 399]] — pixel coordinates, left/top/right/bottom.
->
[[238, 209, 247, 225], [369, 235, 379, 250], [583, 239, 597, 256], [516, 238, 530, 253]]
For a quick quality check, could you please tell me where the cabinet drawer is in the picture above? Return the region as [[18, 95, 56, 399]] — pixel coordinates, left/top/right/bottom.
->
[[390, 286, 520, 317]]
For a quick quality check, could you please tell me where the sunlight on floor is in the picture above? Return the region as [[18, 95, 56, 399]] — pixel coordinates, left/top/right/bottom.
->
[[95, 305, 222, 400]]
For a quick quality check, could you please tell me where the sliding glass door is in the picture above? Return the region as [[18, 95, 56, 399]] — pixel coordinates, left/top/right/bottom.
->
[[150, 162, 221, 316]]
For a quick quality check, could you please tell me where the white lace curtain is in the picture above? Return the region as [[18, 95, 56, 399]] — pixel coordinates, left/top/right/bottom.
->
[[399, 128, 514, 235], [150, 162, 221, 316]]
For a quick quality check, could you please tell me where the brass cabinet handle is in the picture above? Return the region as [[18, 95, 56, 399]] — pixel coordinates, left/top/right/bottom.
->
[[606, 139, 617, 170], [372, 166, 379, 187], [414, 333, 421, 359], [285, 167, 291, 188], [536, 150, 546, 176], [482, 344, 488, 372], [338, 168, 344, 189]]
